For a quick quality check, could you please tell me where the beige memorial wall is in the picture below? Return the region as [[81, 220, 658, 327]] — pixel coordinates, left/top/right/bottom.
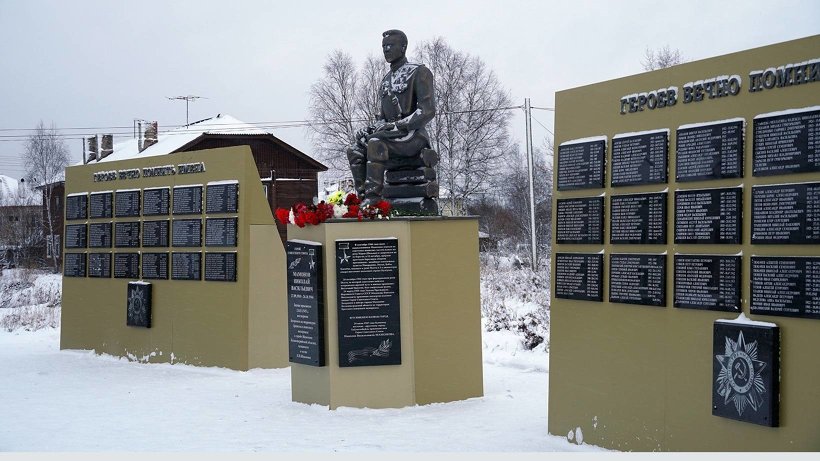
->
[[550, 35, 820, 451]]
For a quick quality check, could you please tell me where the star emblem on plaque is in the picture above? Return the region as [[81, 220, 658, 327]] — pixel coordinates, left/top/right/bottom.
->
[[126, 282, 152, 328]]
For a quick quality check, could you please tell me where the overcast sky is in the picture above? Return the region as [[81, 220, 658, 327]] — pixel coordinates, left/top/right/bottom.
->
[[0, 0, 818, 181]]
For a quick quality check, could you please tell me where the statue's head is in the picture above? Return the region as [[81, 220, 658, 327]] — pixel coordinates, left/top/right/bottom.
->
[[382, 29, 408, 64]]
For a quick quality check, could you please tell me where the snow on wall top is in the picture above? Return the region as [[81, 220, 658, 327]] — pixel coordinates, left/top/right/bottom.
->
[[559, 135, 607, 147], [753, 105, 820, 120], [715, 312, 777, 327], [612, 128, 669, 139], [678, 117, 746, 131]]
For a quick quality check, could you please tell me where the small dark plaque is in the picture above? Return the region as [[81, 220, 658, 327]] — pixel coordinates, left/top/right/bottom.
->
[[172, 252, 202, 280], [115, 189, 141, 217], [89, 192, 113, 219], [63, 253, 86, 277], [674, 255, 741, 312], [751, 256, 820, 320], [141, 252, 169, 280], [611, 130, 668, 186], [610, 192, 667, 244], [114, 221, 140, 248], [286, 240, 325, 366], [556, 197, 604, 244], [88, 252, 112, 278], [113, 253, 140, 279], [753, 108, 820, 176], [557, 138, 606, 190], [172, 185, 203, 215], [172, 219, 202, 247], [336, 239, 401, 367], [205, 217, 238, 247], [713, 321, 779, 427], [142, 220, 169, 247], [206, 182, 239, 214], [675, 187, 742, 244], [143, 187, 170, 216], [554, 253, 603, 302], [65, 194, 88, 220], [676, 120, 744, 181], [88, 222, 112, 248], [609, 253, 666, 306], [64, 224, 88, 249], [751, 182, 820, 244], [204, 252, 237, 282], [126, 282, 152, 328]]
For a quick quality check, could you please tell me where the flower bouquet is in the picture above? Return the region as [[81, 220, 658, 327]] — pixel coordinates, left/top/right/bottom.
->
[[275, 192, 393, 227]]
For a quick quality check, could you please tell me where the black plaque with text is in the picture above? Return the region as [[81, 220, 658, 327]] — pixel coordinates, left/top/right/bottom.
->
[[127, 282, 152, 328], [113, 253, 140, 278], [115, 190, 140, 217], [676, 120, 744, 181], [141, 252, 169, 280], [557, 138, 606, 190], [64, 224, 87, 249], [675, 187, 742, 244], [205, 217, 238, 247], [65, 194, 88, 220], [751, 256, 820, 320], [751, 182, 820, 244], [172, 185, 203, 215], [89, 192, 113, 219], [753, 108, 820, 176], [674, 255, 741, 312], [554, 253, 603, 302], [336, 239, 401, 367], [286, 240, 325, 366], [88, 253, 112, 278], [172, 219, 202, 247], [88, 222, 112, 248], [556, 197, 604, 244], [206, 182, 239, 214], [142, 220, 169, 247], [204, 252, 237, 282], [611, 130, 668, 186], [114, 221, 140, 248], [172, 252, 202, 280], [143, 187, 170, 216], [609, 253, 666, 306], [610, 192, 667, 244], [63, 253, 86, 277]]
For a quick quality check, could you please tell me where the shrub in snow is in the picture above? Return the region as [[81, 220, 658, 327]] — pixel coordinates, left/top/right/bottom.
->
[[0, 268, 61, 331]]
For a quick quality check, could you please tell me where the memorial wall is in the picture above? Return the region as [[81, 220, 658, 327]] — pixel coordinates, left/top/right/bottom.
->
[[61, 146, 288, 371], [549, 35, 820, 451]]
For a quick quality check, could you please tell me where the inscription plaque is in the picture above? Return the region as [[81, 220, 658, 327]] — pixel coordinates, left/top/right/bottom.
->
[[286, 240, 325, 366], [676, 119, 744, 181], [113, 253, 140, 279], [753, 107, 820, 176], [556, 197, 604, 244], [204, 252, 237, 282], [751, 256, 820, 320], [205, 217, 238, 247], [114, 221, 141, 248], [172, 219, 202, 247], [89, 192, 113, 219], [611, 130, 668, 186], [142, 220, 169, 247], [557, 138, 606, 190], [65, 194, 88, 220], [610, 192, 667, 244], [172, 252, 202, 281], [88, 253, 112, 278], [115, 190, 140, 218], [674, 255, 741, 312], [336, 239, 401, 367], [206, 182, 239, 213], [554, 253, 603, 302], [751, 182, 820, 244], [126, 282, 152, 328], [141, 253, 169, 280], [609, 253, 666, 306], [142, 187, 170, 216], [172, 185, 203, 215], [63, 253, 86, 277], [88, 222, 112, 248], [64, 224, 87, 249], [675, 187, 742, 244]]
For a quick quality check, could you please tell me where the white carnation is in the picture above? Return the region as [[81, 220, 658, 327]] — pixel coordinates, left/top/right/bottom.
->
[[333, 205, 348, 218]]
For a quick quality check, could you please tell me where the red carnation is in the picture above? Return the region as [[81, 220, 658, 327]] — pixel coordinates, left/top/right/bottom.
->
[[375, 200, 391, 216], [275, 208, 291, 225], [344, 193, 361, 207]]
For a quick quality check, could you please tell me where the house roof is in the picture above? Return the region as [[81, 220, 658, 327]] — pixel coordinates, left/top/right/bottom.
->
[[0, 175, 43, 206]]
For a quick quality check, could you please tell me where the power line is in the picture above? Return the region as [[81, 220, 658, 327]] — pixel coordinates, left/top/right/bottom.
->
[[530, 114, 554, 137]]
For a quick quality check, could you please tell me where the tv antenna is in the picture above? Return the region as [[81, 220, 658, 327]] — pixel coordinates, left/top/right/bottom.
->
[[166, 95, 207, 126]]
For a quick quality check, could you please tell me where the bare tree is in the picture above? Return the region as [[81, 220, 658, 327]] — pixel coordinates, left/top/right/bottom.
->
[[641, 45, 685, 71], [23, 121, 68, 272]]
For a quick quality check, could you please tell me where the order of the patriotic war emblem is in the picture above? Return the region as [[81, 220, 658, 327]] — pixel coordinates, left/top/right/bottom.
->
[[126, 282, 152, 328]]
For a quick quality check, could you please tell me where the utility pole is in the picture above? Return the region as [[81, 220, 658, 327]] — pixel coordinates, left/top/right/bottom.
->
[[166, 95, 206, 126], [524, 98, 537, 268]]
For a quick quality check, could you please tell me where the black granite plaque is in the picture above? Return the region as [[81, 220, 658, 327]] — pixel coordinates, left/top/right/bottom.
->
[[286, 240, 325, 366], [751, 256, 820, 320], [336, 239, 401, 367], [142, 220, 169, 247], [205, 218, 238, 247], [675, 187, 742, 244], [557, 138, 606, 190], [204, 252, 237, 282], [556, 197, 604, 244], [676, 120, 744, 181], [674, 255, 741, 312], [64, 224, 87, 249], [172, 185, 203, 215], [115, 190, 140, 217], [751, 182, 820, 244], [753, 108, 820, 176], [63, 253, 86, 277], [126, 282, 152, 328], [609, 253, 666, 306], [172, 252, 202, 280], [172, 219, 202, 247], [88, 252, 112, 278], [610, 192, 667, 244], [65, 194, 88, 220], [89, 192, 113, 219], [113, 253, 140, 278], [611, 130, 668, 186], [143, 187, 170, 216], [88, 222, 112, 248], [713, 321, 779, 427], [141, 252, 169, 280], [554, 253, 603, 302], [114, 221, 140, 248], [206, 182, 239, 214]]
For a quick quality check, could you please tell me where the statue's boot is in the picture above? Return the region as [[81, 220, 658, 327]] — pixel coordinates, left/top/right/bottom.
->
[[346, 146, 367, 196], [363, 162, 386, 206]]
